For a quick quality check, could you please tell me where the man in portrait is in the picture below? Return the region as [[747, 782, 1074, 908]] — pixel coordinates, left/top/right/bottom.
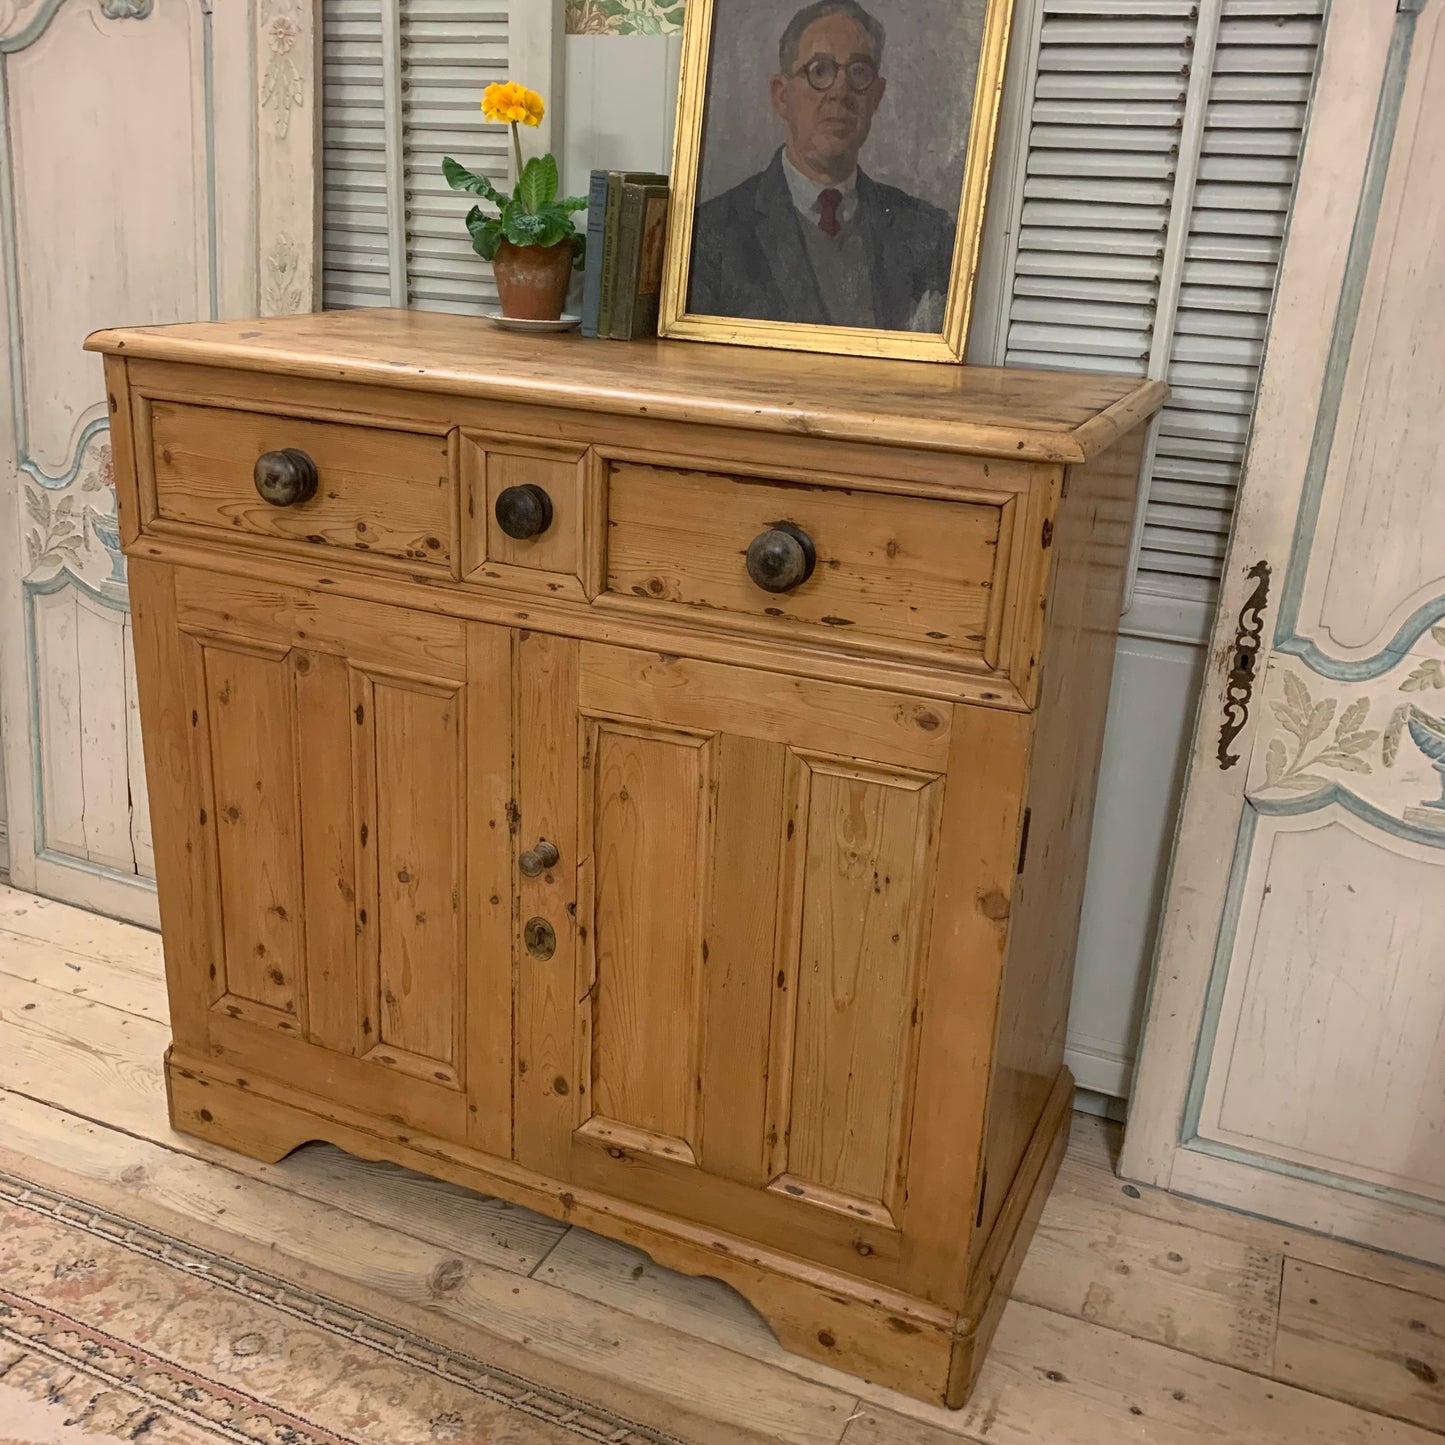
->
[[689, 0, 957, 332]]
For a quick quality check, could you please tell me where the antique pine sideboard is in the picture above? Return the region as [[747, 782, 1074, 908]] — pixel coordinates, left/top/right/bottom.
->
[[87, 310, 1164, 1407]]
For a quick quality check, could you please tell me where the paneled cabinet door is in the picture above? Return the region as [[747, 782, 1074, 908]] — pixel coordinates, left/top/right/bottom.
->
[[130, 562, 513, 1157], [513, 636, 1026, 1299]]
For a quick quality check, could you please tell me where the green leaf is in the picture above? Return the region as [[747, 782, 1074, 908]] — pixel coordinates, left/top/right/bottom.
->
[[465, 206, 504, 261], [1402, 659, 1445, 692], [1383, 703, 1409, 766], [556, 195, 590, 214], [518, 154, 558, 213], [1306, 697, 1336, 744], [506, 209, 548, 245], [1330, 754, 1372, 774], [1263, 737, 1286, 787], [1283, 670, 1310, 719], [1336, 729, 1379, 755], [1336, 696, 1370, 740], [1432, 625, 1445, 648], [443, 157, 505, 205], [1273, 774, 1329, 792]]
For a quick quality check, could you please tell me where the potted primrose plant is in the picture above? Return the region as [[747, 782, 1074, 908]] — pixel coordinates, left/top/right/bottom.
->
[[443, 82, 586, 322]]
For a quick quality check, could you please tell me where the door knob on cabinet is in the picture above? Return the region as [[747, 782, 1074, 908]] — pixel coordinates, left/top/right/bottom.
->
[[745, 522, 817, 593], [495, 484, 554, 539], [253, 448, 319, 507], [519, 839, 560, 877]]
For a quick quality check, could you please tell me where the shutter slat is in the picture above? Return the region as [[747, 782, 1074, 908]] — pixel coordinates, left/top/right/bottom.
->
[[1007, 0, 1322, 607], [322, 0, 509, 313]]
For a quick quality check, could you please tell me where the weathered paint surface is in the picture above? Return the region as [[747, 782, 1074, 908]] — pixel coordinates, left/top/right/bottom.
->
[[1124, 1, 1445, 1262], [0, 0, 316, 921]]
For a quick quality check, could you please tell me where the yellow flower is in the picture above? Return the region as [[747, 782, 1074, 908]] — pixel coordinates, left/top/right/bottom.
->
[[481, 81, 545, 128]]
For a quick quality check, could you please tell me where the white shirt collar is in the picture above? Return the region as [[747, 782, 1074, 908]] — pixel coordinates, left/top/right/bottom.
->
[[781, 149, 859, 228]]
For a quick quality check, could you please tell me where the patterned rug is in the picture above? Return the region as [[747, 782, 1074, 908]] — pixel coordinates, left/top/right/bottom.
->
[[0, 1168, 687, 1445]]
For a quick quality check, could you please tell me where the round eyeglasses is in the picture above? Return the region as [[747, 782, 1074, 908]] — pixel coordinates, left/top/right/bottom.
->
[[792, 55, 879, 93]]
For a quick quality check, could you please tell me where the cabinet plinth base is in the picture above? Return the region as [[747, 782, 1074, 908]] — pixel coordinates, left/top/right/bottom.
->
[[165, 1049, 1071, 1409]]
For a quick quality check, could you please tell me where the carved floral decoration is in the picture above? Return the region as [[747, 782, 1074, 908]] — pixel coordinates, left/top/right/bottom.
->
[[264, 234, 306, 315], [260, 0, 306, 140], [23, 437, 124, 594], [1256, 627, 1445, 827]]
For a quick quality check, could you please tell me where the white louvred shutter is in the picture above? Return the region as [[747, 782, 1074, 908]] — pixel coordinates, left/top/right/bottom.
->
[[1001, 0, 1325, 611], [321, 0, 510, 314], [321, 0, 389, 308], [1006, 2, 1194, 378], [1139, 0, 1324, 601]]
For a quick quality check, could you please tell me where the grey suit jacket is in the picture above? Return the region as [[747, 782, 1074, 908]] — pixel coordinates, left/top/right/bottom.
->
[[688, 149, 955, 331]]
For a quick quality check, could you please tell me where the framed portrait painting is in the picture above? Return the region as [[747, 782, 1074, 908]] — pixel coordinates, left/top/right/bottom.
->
[[659, 0, 1016, 363]]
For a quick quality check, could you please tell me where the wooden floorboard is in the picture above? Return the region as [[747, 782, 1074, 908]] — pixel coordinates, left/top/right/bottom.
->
[[1276, 1259, 1445, 1433], [3, 880, 1445, 1444]]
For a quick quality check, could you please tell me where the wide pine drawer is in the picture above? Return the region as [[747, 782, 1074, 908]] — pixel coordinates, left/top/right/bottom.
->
[[603, 461, 1011, 661], [143, 399, 455, 572]]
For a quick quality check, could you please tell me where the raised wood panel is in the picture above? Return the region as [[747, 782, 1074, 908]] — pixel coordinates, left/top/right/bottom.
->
[[10, 1, 207, 470], [1308, 8, 1445, 653], [696, 733, 785, 1188], [604, 462, 1008, 660], [294, 650, 360, 1056], [1197, 811, 1445, 1201], [776, 756, 940, 1221], [31, 586, 137, 872], [145, 400, 453, 569], [191, 634, 303, 1019], [585, 719, 711, 1152], [367, 673, 465, 1082]]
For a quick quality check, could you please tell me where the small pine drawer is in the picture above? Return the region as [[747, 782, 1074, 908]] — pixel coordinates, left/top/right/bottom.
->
[[602, 460, 1014, 663], [141, 399, 455, 572]]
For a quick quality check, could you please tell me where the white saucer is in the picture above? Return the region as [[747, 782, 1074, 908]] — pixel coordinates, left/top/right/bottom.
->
[[483, 311, 582, 334]]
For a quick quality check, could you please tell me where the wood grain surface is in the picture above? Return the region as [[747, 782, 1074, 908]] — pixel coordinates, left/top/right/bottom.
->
[[87, 310, 1166, 463]]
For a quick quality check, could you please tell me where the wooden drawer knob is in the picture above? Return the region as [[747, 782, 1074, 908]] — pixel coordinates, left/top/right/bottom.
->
[[746, 523, 816, 593], [253, 448, 319, 507], [495, 484, 554, 540], [519, 839, 560, 877]]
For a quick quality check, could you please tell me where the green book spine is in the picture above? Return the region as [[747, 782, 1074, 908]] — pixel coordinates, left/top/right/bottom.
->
[[597, 171, 667, 339], [609, 184, 648, 342], [597, 173, 627, 339]]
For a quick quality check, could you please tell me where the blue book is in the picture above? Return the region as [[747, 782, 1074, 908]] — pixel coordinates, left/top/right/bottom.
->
[[580, 170, 610, 338]]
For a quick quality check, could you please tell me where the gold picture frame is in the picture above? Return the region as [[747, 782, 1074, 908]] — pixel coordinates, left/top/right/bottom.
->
[[659, 0, 1016, 364]]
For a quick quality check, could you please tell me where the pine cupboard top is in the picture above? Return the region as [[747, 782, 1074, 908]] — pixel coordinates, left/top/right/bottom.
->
[[87, 309, 1166, 465]]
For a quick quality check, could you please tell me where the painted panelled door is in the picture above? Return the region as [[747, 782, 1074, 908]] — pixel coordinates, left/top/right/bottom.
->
[[0, 0, 316, 921], [1123, 0, 1445, 1262]]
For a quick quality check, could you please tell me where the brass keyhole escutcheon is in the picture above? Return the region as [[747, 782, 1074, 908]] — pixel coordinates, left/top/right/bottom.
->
[[524, 917, 556, 960]]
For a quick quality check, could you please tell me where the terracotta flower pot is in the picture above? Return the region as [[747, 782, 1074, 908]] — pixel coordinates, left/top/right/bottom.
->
[[492, 239, 576, 321]]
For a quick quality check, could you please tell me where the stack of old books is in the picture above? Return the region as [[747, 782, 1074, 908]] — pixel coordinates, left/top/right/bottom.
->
[[580, 170, 670, 341]]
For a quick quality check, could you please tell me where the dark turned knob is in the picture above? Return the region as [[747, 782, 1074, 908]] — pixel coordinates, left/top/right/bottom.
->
[[519, 839, 560, 878], [745, 522, 816, 594], [495, 484, 554, 540], [253, 448, 319, 507]]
